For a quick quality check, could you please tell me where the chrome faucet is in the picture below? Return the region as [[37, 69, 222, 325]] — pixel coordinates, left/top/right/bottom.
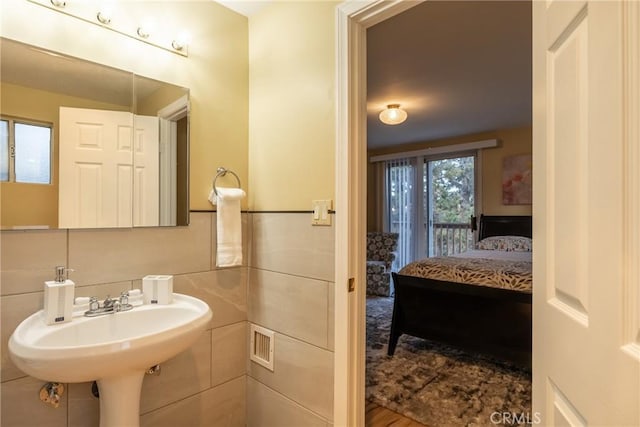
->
[[84, 292, 133, 317], [103, 295, 116, 309]]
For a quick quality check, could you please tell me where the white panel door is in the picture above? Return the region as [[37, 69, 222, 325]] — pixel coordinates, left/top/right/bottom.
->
[[133, 115, 159, 227], [59, 107, 133, 228], [533, 1, 640, 425]]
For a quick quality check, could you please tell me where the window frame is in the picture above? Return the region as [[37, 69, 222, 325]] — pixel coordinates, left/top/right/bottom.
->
[[422, 150, 478, 258], [383, 149, 480, 268], [1, 115, 54, 185]]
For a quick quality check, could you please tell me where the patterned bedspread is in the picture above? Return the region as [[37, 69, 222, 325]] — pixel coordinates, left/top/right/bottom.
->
[[398, 250, 532, 293]]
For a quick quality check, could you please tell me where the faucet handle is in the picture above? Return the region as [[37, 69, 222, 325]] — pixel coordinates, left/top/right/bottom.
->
[[119, 291, 129, 305], [89, 297, 99, 311]]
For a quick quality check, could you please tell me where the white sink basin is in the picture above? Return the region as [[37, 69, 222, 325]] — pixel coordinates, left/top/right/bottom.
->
[[9, 293, 212, 427]]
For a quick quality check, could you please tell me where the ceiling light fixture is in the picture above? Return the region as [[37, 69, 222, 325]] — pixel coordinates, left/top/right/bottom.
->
[[379, 104, 408, 125], [49, 0, 65, 7]]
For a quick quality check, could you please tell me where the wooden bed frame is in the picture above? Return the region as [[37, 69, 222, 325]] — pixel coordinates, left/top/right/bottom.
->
[[389, 215, 533, 367]]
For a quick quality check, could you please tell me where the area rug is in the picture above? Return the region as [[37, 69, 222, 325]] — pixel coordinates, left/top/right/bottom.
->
[[366, 296, 532, 427]]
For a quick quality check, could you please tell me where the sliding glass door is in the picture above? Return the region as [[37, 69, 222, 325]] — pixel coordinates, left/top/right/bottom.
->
[[425, 155, 475, 258], [386, 153, 476, 270]]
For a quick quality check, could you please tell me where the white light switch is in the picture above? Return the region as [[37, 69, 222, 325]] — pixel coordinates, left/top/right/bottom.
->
[[312, 200, 332, 226]]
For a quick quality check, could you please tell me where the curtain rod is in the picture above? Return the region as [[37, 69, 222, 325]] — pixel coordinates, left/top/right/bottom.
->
[[369, 139, 499, 163]]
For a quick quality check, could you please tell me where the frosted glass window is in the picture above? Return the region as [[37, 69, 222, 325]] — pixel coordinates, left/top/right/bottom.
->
[[15, 122, 51, 184], [0, 120, 8, 181]]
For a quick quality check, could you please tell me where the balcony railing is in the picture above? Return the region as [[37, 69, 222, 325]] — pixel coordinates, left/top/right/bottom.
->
[[432, 222, 474, 257], [389, 221, 475, 270]]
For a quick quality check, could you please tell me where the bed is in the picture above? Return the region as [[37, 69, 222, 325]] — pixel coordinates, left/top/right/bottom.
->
[[389, 215, 532, 366]]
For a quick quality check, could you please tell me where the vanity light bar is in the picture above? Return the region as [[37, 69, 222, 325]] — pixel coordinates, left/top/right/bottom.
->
[[29, 0, 189, 57]]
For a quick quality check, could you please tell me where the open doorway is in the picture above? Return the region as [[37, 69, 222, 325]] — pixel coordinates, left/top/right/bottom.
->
[[336, 1, 639, 425], [363, 2, 532, 425]]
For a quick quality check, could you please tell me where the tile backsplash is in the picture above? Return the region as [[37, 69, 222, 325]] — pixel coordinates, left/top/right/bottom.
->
[[0, 213, 248, 426], [0, 212, 336, 426]]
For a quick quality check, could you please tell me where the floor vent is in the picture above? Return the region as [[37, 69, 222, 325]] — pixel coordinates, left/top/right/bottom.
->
[[250, 324, 275, 371]]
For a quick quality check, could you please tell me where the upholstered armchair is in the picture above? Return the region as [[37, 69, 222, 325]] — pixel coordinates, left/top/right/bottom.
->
[[366, 232, 399, 297]]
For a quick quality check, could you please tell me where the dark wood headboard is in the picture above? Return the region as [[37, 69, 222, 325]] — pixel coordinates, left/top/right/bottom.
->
[[477, 215, 532, 240]]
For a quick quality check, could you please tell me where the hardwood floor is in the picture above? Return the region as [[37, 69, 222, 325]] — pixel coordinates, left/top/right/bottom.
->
[[365, 401, 427, 427]]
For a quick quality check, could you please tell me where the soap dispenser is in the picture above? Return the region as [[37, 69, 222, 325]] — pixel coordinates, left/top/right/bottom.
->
[[43, 266, 75, 325]]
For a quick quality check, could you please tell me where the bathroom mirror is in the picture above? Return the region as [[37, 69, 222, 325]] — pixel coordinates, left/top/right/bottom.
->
[[0, 38, 190, 229]]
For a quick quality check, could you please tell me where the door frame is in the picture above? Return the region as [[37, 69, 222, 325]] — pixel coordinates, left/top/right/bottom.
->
[[334, 1, 423, 425], [157, 94, 189, 226]]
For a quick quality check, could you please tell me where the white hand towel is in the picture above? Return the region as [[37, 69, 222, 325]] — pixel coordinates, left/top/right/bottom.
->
[[215, 187, 246, 267]]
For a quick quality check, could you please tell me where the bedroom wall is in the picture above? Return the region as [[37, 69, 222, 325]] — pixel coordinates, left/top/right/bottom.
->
[[481, 127, 532, 215], [367, 125, 533, 230]]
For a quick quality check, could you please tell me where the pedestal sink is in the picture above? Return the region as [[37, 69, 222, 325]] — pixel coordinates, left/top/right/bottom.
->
[[8, 293, 212, 427]]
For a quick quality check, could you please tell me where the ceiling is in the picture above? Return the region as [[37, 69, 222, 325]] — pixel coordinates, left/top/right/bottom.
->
[[216, 0, 269, 17], [366, 0, 532, 150]]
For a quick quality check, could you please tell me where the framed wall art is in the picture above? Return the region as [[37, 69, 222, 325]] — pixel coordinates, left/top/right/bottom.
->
[[502, 154, 532, 205]]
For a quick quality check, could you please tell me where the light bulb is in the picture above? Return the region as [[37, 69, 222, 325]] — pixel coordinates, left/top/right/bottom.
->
[[96, 1, 115, 25], [137, 18, 155, 39], [172, 31, 191, 51], [97, 10, 112, 24], [137, 26, 150, 38]]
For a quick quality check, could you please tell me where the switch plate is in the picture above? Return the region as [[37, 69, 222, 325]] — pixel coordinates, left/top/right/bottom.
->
[[311, 200, 332, 226]]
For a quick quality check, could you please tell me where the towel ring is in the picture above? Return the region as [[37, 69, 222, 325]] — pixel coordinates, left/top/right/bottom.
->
[[212, 167, 241, 197]]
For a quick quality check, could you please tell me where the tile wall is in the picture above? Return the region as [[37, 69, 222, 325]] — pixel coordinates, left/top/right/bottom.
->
[[0, 212, 248, 427], [247, 213, 335, 426], [1, 211, 336, 426]]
